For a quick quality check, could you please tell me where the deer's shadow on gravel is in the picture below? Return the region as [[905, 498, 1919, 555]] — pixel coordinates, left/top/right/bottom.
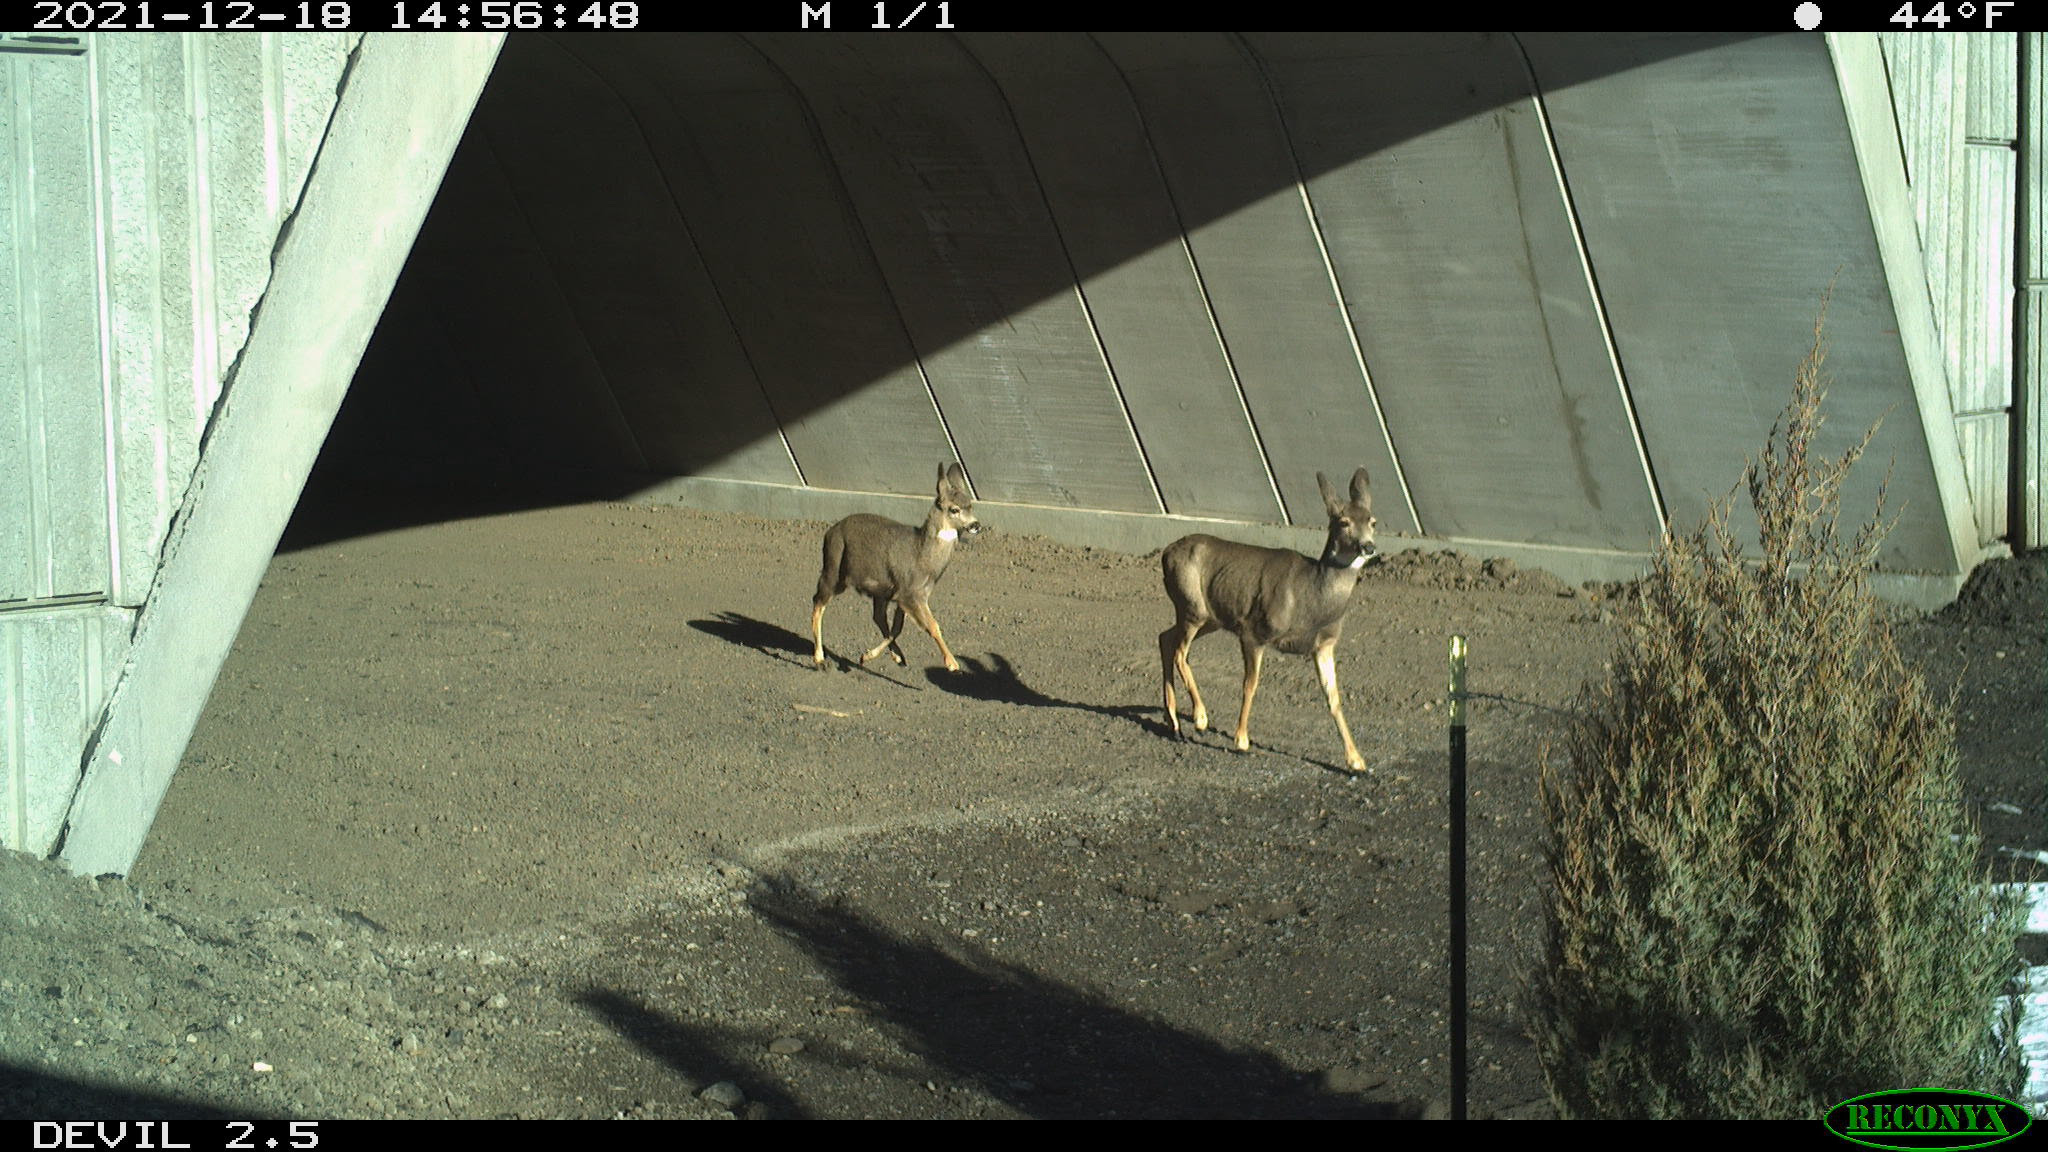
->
[[935, 653, 1360, 774], [743, 878, 1415, 1120], [689, 611, 918, 688], [688, 611, 812, 666], [929, 652, 1167, 735]]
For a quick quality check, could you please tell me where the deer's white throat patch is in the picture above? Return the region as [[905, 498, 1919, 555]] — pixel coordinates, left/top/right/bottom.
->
[[938, 528, 959, 542]]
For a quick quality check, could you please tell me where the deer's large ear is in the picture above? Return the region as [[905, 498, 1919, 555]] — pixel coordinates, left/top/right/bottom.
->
[[1350, 467, 1371, 505], [1317, 471, 1340, 514], [941, 462, 969, 497]]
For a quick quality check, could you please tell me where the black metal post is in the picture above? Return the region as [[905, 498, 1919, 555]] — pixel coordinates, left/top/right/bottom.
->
[[1448, 634, 1468, 1121]]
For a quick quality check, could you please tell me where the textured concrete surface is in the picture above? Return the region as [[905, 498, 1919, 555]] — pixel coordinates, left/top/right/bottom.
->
[[55, 34, 502, 875]]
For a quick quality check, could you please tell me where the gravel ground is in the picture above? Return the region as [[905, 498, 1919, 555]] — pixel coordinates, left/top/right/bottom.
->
[[3, 500, 2040, 1121]]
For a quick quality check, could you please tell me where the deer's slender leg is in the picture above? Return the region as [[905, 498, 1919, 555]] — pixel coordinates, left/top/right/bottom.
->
[[1161, 619, 1211, 734], [860, 598, 900, 665], [1233, 639, 1265, 753], [1315, 640, 1366, 773], [1178, 623, 1215, 731], [1159, 627, 1182, 733], [906, 598, 958, 672], [810, 599, 831, 668], [886, 604, 910, 665]]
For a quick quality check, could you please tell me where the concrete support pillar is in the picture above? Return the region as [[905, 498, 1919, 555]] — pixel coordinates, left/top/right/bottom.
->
[[57, 34, 504, 877]]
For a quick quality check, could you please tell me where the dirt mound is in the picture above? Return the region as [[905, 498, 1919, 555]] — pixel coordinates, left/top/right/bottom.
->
[[1943, 551, 2048, 631], [1372, 547, 1580, 598]]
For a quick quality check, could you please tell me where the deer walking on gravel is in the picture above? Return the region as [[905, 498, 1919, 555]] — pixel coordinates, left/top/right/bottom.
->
[[1158, 467, 1380, 773], [811, 462, 981, 673]]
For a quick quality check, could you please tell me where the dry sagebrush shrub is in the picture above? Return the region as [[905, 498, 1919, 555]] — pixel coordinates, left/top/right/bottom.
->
[[1525, 321, 2025, 1119]]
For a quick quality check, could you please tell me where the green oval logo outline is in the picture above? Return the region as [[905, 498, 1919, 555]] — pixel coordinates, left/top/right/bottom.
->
[[1825, 1088, 2034, 1152]]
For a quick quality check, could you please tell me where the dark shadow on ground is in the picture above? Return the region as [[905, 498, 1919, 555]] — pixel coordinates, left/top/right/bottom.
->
[[929, 652, 1167, 734], [688, 612, 918, 689], [1162, 720, 1382, 778], [688, 612, 814, 666], [1237, 740, 1376, 779], [0, 1061, 286, 1122], [935, 652, 1365, 776], [745, 877, 1420, 1120], [573, 990, 811, 1120]]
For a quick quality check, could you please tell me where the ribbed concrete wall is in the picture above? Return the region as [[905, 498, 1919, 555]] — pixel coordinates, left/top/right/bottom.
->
[[54, 34, 502, 876], [1, 31, 358, 854], [318, 32, 2012, 583], [2024, 34, 2046, 549], [1525, 33, 1947, 561], [2, 605, 124, 853], [1882, 32, 2034, 547]]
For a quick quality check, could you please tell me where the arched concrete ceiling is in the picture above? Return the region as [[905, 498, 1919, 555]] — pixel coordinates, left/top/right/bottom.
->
[[306, 31, 1962, 576]]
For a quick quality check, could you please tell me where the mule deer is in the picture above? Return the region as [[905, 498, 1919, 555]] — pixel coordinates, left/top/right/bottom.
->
[[1159, 467, 1380, 773], [811, 462, 981, 673]]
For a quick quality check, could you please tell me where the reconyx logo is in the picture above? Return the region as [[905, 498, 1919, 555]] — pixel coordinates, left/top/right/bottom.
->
[[1825, 1089, 2033, 1151]]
